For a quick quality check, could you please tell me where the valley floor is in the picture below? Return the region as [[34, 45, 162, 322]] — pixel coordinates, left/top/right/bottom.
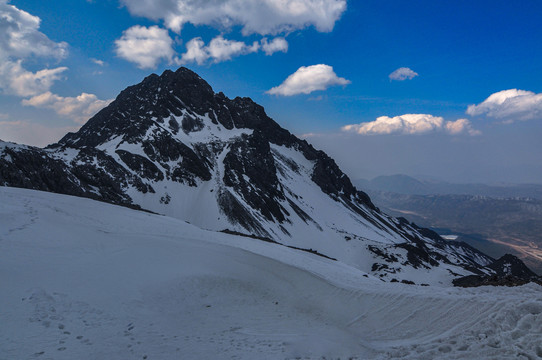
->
[[1, 187, 541, 360]]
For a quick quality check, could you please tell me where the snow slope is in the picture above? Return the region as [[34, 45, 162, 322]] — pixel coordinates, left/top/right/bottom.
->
[[1, 187, 542, 359]]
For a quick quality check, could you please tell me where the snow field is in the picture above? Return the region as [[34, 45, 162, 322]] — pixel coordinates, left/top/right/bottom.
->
[[1, 187, 541, 359]]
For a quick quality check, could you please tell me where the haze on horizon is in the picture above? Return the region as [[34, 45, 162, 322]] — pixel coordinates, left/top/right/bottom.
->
[[1, 0, 541, 184]]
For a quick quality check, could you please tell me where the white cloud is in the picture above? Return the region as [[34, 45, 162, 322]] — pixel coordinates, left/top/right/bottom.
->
[[261, 37, 288, 55], [0, 1, 69, 97], [22, 92, 113, 124], [179, 38, 208, 65], [267, 64, 350, 96], [120, 0, 346, 35], [91, 58, 105, 66], [266, 64, 350, 96], [179, 36, 274, 65], [445, 118, 481, 136], [207, 36, 259, 62], [389, 67, 418, 81], [0, 60, 67, 97], [115, 25, 175, 69], [342, 114, 480, 136], [0, 2, 111, 127], [0, 0, 68, 60], [0, 120, 79, 147], [466, 89, 542, 122]]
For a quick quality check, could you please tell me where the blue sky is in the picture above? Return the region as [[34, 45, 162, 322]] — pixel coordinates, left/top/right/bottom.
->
[[1, 0, 541, 183]]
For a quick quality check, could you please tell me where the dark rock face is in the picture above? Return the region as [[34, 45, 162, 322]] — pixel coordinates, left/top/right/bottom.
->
[[488, 254, 539, 278], [0, 146, 86, 196], [453, 274, 541, 287], [0, 144, 139, 207], [116, 150, 164, 182], [223, 132, 286, 223], [181, 115, 204, 133], [140, 131, 212, 186], [453, 254, 542, 287]]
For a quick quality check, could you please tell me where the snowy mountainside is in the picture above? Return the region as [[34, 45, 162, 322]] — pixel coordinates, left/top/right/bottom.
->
[[0, 66, 529, 285], [1, 187, 541, 359]]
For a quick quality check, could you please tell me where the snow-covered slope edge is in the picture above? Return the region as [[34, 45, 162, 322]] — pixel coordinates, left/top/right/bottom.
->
[[1, 187, 541, 360]]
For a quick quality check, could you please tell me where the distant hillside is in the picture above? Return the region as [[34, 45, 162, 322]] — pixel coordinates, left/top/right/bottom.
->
[[357, 181, 542, 275], [355, 174, 542, 199]]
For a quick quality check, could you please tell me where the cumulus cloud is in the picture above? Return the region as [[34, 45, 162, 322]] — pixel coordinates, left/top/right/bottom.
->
[[266, 64, 350, 96], [179, 36, 257, 64], [0, 2, 111, 126], [206, 36, 259, 62], [120, 0, 346, 35], [261, 37, 288, 55], [0, 60, 67, 97], [179, 36, 285, 65], [0, 0, 68, 60], [466, 89, 542, 122], [179, 38, 208, 65], [342, 114, 480, 136], [22, 92, 113, 124], [115, 25, 175, 69], [0, 1, 68, 96], [445, 118, 481, 136], [389, 67, 418, 81]]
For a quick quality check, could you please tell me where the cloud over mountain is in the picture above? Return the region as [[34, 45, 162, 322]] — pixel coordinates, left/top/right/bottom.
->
[[178, 36, 287, 65], [115, 1, 333, 69], [115, 25, 176, 69], [120, 0, 347, 35], [180, 36, 258, 65], [267, 64, 350, 96]]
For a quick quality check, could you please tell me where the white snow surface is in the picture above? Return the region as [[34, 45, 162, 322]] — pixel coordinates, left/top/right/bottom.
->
[[2, 187, 542, 360]]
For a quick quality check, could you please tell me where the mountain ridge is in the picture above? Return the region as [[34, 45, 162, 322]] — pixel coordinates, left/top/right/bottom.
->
[[1, 66, 538, 286]]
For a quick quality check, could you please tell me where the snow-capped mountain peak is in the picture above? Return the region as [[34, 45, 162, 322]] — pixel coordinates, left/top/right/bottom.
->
[[1, 67, 537, 286]]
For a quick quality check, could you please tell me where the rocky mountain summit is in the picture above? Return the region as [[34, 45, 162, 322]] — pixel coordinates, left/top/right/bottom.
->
[[1, 67, 539, 286]]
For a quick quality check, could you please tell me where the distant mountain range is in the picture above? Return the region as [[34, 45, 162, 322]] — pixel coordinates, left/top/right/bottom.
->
[[354, 175, 542, 274], [1, 67, 539, 286], [356, 174, 542, 198]]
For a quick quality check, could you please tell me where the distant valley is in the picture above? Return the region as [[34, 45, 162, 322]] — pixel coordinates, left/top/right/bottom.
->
[[355, 175, 542, 274]]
